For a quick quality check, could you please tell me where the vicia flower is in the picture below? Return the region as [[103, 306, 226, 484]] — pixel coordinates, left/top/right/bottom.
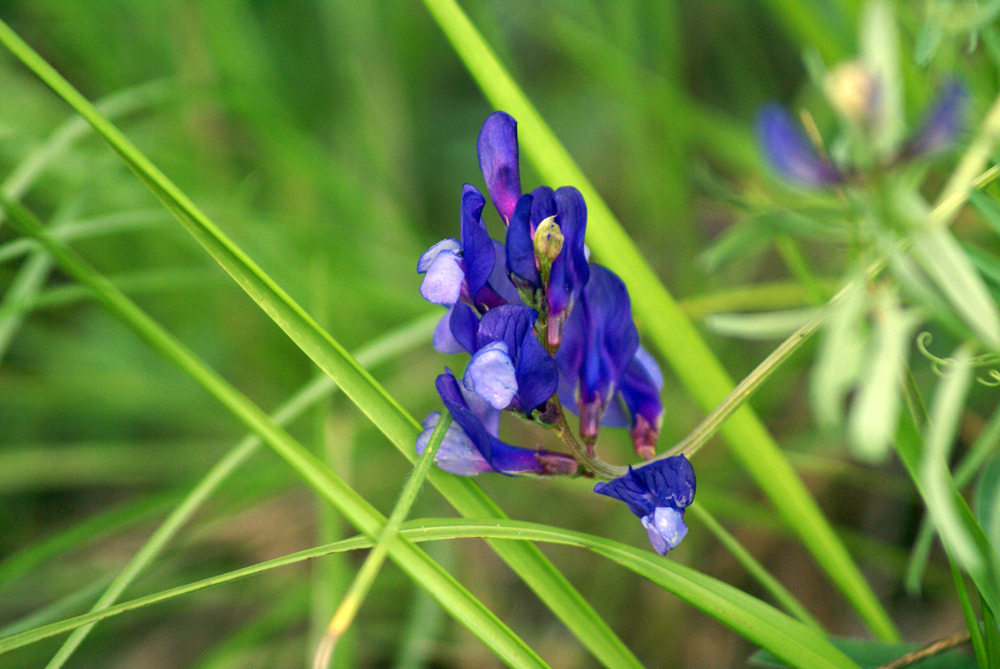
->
[[506, 187, 590, 347], [757, 78, 968, 188], [416, 370, 578, 476], [594, 455, 696, 555], [556, 265, 655, 451], [417, 185, 518, 314]]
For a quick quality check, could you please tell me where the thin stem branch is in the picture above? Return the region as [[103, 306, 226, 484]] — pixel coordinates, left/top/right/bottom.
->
[[876, 631, 970, 669], [312, 414, 453, 669]]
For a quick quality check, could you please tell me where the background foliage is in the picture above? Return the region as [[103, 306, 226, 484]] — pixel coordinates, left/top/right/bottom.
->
[[0, 0, 998, 666]]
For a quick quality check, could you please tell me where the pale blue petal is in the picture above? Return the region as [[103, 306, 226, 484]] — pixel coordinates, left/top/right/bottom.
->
[[641, 507, 688, 555], [463, 341, 518, 410]]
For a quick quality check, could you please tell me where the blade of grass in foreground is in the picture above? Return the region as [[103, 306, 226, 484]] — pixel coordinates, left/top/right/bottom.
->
[[421, 0, 896, 641], [0, 21, 639, 668], [43, 311, 439, 669], [0, 519, 860, 669], [0, 198, 547, 669]]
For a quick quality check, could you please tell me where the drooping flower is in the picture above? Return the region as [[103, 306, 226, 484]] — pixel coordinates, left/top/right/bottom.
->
[[416, 370, 577, 476], [594, 455, 696, 555], [756, 104, 844, 187], [556, 265, 641, 444], [900, 79, 968, 159]]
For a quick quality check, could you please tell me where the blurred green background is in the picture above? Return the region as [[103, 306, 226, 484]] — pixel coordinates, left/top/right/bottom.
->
[[0, 1, 987, 666]]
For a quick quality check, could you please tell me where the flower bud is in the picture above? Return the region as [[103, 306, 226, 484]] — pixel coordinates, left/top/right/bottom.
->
[[533, 215, 564, 265], [824, 62, 877, 125]]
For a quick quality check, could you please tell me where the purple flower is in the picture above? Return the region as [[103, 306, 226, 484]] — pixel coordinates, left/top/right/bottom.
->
[[416, 370, 577, 476], [594, 455, 696, 555], [900, 79, 968, 159], [756, 104, 843, 187], [556, 265, 640, 443], [417, 185, 518, 316]]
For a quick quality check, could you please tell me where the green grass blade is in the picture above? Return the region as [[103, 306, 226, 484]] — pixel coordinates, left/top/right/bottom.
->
[[43, 312, 438, 669], [0, 22, 639, 667], [313, 413, 453, 668], [421, 0, 897, 641], [0, 519, 860, 669], [0, 197, 547, 669], [688, 505, 825, 632]]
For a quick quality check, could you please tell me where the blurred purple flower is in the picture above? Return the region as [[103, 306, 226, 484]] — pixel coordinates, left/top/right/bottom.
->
[[756, 104, 843, 187], [900, 79, 968, 159], [594, 455, 696, 555], [758, 79, 968, 187]]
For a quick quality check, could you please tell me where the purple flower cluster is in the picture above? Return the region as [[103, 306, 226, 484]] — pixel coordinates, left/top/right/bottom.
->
[[415, 112, 695, 554], [417, 111, 665, 475], [757, 79, 967, 187]]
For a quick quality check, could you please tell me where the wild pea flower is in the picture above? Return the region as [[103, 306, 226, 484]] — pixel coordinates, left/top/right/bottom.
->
[[415, 110, 687, 553], [594, 456, 696, 555], [417, 370, 577, 476], [756, 77, 967, 186]]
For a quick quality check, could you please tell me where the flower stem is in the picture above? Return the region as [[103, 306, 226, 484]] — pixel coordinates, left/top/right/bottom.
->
[[551, 394, 626, 479]]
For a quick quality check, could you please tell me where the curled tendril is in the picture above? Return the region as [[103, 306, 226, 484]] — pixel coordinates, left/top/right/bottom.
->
[[916, 332, 1000, 386], [979, 369, 1000, 387]]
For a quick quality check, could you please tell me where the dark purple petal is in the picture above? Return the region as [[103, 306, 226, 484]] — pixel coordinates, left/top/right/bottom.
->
[[514, 330, 559, 414], [546, 187, 590, 336], [477, 304, 558, 415], [618, 347, 664, 458], [437, 370, 497, 465], [593, 455, 696, 518], [434, 370, 571, 475], [476, 239, 521, 308], [506, 194, 541, 289], [556, 265, 639, 434], [756, 104, 843, 187], [460, 185, 494, 299], [530, 186, 556, 225], [449, 302, 479, 354], [478, 111, 522, 224], [901, 79, 968, 159], [476, 304, 536, 356]]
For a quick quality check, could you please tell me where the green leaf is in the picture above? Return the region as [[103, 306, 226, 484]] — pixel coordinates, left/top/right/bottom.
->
[[911, 226, 1000, 348], [861, 1, 903, 158], [421, 0, 898, 641], [704, 308, 818, 341], [976, 454, 1000, 551], [971, 188, 1000, 237], [812, 278, 866, 427], [848, 291, 917, 462], [921, 348, 981, 569], [0, 19, 640, 668], [0, 519, 860, 669]]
